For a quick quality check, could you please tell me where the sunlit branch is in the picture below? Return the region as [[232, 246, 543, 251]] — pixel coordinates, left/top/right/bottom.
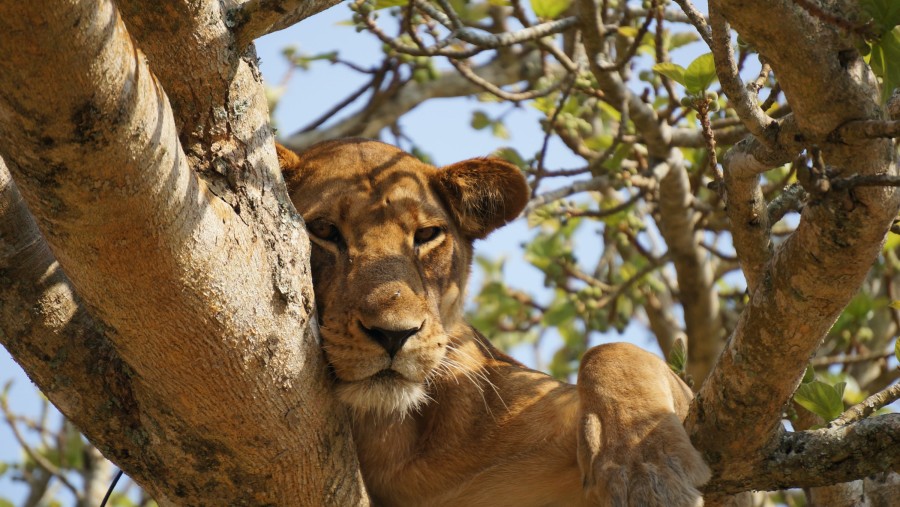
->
[[709, 10, 774, 141], [232, 0, 342, 48], [670, 0, 711, 46]]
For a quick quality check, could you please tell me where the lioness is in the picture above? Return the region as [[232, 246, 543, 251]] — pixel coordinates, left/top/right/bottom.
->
[[277, 139, 710, 506]]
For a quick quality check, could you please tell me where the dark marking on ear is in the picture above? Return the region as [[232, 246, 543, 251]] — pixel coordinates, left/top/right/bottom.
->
[[433, 157, 529, 240]]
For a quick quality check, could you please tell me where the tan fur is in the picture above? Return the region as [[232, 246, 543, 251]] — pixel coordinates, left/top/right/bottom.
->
[[279, 139, 711, 506]]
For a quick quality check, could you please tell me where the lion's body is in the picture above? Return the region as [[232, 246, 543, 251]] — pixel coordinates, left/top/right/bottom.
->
[[278, 139, 710, 506]]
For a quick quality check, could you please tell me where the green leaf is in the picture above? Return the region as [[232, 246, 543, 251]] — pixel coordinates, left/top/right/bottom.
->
[[802, 364, 816, 384], [667, 338, 687, 374], [895, 336, 899, 361], [668, 32, 700, 51], [684, 53, 717, 94], [861, 0, 900, 35], [869, 27, 900, 104], [0, 500, 13, 507], [794, 381, 846, 421], [543, 294, 578, 327], [471, 111, 491, 130], [492, 121, 510, 140], [652, 62, 686, 86], [617, 26, 639, 38], [491, 147, 527, 170], [373, 0, 408, 9], [530, 0, 571, 19]]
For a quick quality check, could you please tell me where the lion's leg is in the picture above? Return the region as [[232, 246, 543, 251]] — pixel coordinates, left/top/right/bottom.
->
[[576, 342, 711, 507]]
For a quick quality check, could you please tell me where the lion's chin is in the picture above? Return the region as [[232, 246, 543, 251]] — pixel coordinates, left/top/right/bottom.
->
[[336, 371, 429, 417]]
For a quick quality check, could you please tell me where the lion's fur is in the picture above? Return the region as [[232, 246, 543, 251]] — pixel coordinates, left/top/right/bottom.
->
[[278, 139, 710, 506]]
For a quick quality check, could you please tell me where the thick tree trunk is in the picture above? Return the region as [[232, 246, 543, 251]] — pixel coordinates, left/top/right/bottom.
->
[[0, 0, 366, 504]]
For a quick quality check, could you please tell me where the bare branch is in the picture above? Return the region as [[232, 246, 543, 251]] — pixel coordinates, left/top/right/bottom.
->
[[655, 155, 723, 383], [356, 0, 580, 59], [526, 174, 636, 215], [0, 398, 80, 495], [284, 53, 547, 149], [671, 0, 712, 46], [448, 58, 568, 101], [766, 183, 806, 224], [829, 382, 900, 429], [811, 349, 894, 367], [709, 9, 775, 141]]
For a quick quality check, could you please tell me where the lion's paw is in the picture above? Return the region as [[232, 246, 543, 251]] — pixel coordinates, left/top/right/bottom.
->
[[578, 413, 711, 507]]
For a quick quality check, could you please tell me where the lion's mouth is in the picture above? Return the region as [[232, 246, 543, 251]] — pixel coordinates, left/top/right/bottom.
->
[[370, 369, 405, 381], [336, 368, 429, 416]]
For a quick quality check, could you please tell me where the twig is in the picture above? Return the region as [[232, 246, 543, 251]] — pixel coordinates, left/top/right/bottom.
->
[[594, 3, 656, 72], [596, 258, 666, 308], [701, 241, 737, 262], [448, 58, 566, 102], [697, 101, 723, 198], [432, 0, 463, 29], [0, 398, 81, 495], [297, 62, 391, 134], [759, 82, 782, 112], [829, 382, 900, 428], [534, 166, 593, 178], [561, 193, 642, 219], [533, 81, 576, 193], [671, 0, 712, 46], [359, 0, 581, 58], [811, 349, 895, 367], [767, 183, 806, 224], [525, 174, 612, 214]]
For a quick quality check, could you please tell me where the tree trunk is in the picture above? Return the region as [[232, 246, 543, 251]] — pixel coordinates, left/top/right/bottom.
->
[[0, 0, 366, 504]]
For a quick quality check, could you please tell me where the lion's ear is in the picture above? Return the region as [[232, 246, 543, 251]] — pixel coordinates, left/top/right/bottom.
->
[[434, 158, 529, 240], [275, 143, 303, 194]]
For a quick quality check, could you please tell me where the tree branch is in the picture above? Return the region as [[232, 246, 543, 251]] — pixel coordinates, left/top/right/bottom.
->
[[688, 2, 899, 488], [829, 382, 900, 429], [671, 0, 712, 46], [835, 120, 900, 142], [709, 414, 900, 493], [709, 9, 775, 141], [0, 157, 158, 495], [284, 52, 546, 149], [231, 0, 343, 48], [655, 154, 723, 383]]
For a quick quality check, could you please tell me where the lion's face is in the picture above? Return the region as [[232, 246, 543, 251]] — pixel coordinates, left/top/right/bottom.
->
[[278, 139, 528, 416]]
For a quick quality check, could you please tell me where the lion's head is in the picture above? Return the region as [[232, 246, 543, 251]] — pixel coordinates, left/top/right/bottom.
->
[[277, 139, 528, 416]]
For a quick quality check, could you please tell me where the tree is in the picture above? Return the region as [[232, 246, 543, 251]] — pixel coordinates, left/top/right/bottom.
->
[[1, 0, 899, 505]]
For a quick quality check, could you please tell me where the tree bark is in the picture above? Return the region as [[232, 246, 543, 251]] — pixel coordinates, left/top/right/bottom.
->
[[688, 0, 900, 492], [0, 1, 366, 504]]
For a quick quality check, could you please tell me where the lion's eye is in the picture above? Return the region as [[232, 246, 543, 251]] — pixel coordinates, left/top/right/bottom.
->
[[308, 219, 342, 244], [414, 226, 443, 246]]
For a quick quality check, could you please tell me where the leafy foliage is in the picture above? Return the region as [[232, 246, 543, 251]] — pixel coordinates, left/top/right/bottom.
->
[[794, 381, 847, 423]]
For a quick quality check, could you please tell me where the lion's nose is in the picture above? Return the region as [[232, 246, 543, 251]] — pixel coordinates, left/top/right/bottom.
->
[[360, 322, 421, 358]]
